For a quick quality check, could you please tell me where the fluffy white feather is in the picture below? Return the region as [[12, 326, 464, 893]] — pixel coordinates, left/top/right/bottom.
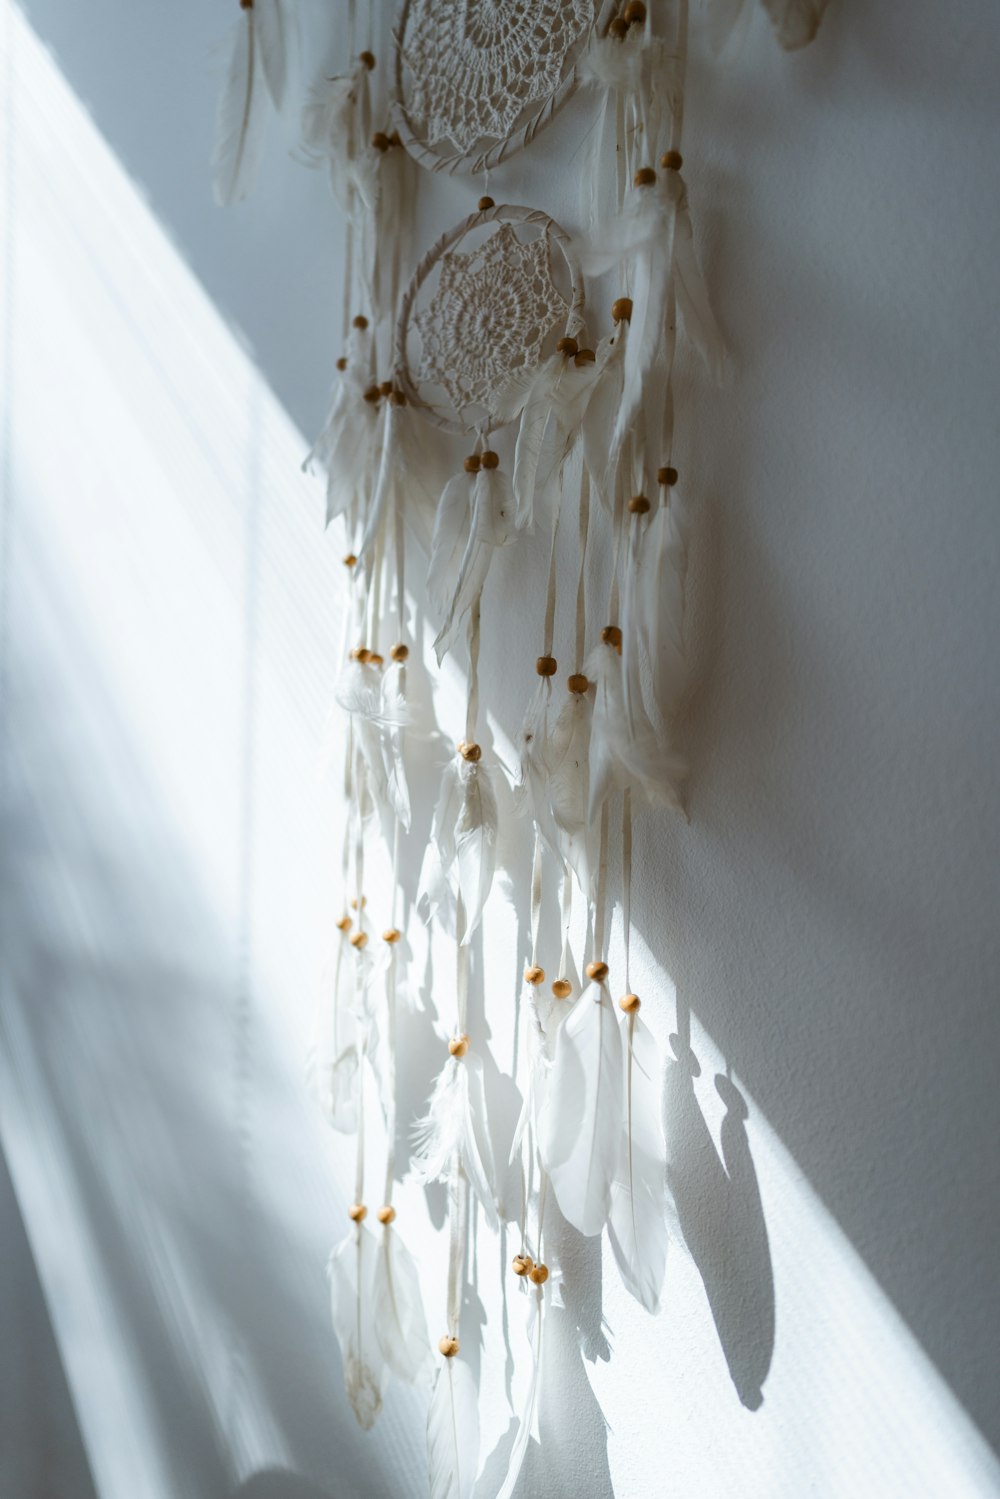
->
[[417, 756, 463, 937], [412, 1051, 499, 1231], [212, 8, 268, 207], [544, 688, 595, 896], [432, 468, 515, 664], [328, 1225, 387, 1429], [538, 981, 624, 1237], [428, 1356, 480, 1499], [607, 1014, 669, 1313], [300, 62, 376, 211], [585, 638, 685, 824], [373, 1226, 433, 1385]]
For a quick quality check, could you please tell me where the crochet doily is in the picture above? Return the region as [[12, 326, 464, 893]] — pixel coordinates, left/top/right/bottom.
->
[[394, 0, 611, 173], [396, 205, 584, 435]]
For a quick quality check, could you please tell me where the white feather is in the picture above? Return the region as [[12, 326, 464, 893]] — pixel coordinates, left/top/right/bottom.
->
[[254, 0, 296, 111], [607, 1015, 669, 1313], [454, 758, 498, 945], [495, 1289, 544, 1499], [581, 330, 626, 510], [412, 1052, 499, 1231], [544, 688, 594, 896], [373, 1226, 433, 1385], [761, 0, 830, 49], [670, 173, 729, 383], [637, 495, 689, 716], [428, 1356, 479, 1499], [585, 640, 685, 824], [328, 1226, 386, 1429], [427, 474, 473, 623], [300, 64, 377, 212], [305, 939, 359, 1133], [432, 469, 515, 665], [212, 10, 268, 207], [417, 757, 463, 936], [508, 356, 603, 530], [538, 981, 624, 1237], [514, 677, 556, 843]]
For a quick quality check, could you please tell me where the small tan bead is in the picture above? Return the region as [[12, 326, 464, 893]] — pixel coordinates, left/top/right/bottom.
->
[[624, 0, 647, 22], [362, 385, 380, 404], [458, 741, 482, 763], [389, 130, 402, 147], [352, 648, 372, 663], [389, 389, 407, 406], [368, 652, 384, 667], [634, 166, 657, 187], [353, 313, 369, 330], [383, 927, 402, 944], [359, 50, 376, 70], [481, 449, 500, 470], [464, 453, 482, 474], [390, 643, 409, 662], [378, 380, 393, 397], [608, 16, 629, 39], [336, 356, 348, 372], [439, 1335, 460, 1358], [658, 465, 679, 486], [343, 553, 358, 567], [586, 960, 609, 983], [336, 915, 352, 933], [512, 1254, 534, 1277], [529, 1263, 549, 1285], [661, 149, 683, 171], [568, 673, 590, 695], [524, 965, 545, 986], [478, 195, 495, 210], [240, 0, 253, 10], [612, 296, 633, 325], [350, 897, 367, 910], [574, 347, 597, 366], [350, 931, 369, 950], [348, 1202, 367, 1222], [619, 993, 642, 1013], [449, 1033, 470, 1058], [377, 1205, 396, 1225], [536, 655, 557, 676], [551, 978, 572, 1000], [556, 336, 579, 357], [601, 624, 623, 653], [371, 131, 391, 153], [628, 495, 650, 515]]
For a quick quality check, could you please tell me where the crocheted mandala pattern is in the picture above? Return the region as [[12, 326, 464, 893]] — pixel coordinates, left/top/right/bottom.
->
[[399, 0, 595, 154], [412, 223, 569, 419]]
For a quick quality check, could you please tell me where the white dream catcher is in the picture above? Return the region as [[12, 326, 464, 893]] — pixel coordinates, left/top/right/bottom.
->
[[208, 0, 831, 1492]]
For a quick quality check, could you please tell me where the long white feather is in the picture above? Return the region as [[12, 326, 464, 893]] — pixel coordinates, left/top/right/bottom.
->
[[670, 172, 728, 383], [305, 936, 359, 1133], [412, 1051, 499, 1231], [454, 757, 497, 945], [417, 756, 463, 936], [538, 981, 624, 1237], [254, 0, 296, 111], [585, 639, 685, 824], [607, 1014, 669, 1313], [373, 1226, 433, 1385], [495, 1288, 544, 1499], [433, 468, 515, 664], [328, 1225, 386, 1429], [637, 494, 689, 716], [581, 330, 626, 510], [428, 1356, 479, 1499], [544, 688, 594, 897], [212, 8, 267, 207]]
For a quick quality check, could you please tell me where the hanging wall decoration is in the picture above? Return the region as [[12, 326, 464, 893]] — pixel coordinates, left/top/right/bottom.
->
[[210, 0, 829, 1491]]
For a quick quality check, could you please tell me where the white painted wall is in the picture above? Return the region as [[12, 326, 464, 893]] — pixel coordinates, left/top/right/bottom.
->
[[2, 2, 999, 1497]]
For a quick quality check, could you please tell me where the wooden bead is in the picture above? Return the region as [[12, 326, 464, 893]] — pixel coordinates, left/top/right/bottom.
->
[[464, 454, 482, 473], [536, 655, 557, 676], [359, 51, 376, 70], [551, 978, 572, 1000], [634, 166, 656, 187], [378, 380, 393, 396], [240, 0, 254, 10], [512, 1254, 534, 1277], [350, 897, 367, 909], [529, 1263, 549, 1285], [658, 465, 679, 486], [661, 149, 683, 171], [619, 993, 642, 1013], [368, 652, 384, 667], [336, 915, 352, 933], [336, 356, 348, 371], [449, 1034, 470, 1058], [383, 927, 402, 944], [388, 389, 407, 405], [478, 195, 495, 210], [362, 385, 380, 404], [601, 624, 623, 653], [348, 1202, 367, 1222], [353, 313, 369, 329], [624, 0, 647, 22], [628, 495, 650, 515], [371, 131, 391, 153], [458, 741, 482, 762], [481, 449, 500, 470], [349, 647, 366, 661], [343, 553, 358, 567], [524, 965, 545, 986], [439, 1336, 460, 1358], [377, 1205, 396, 1225], [350, 932, 368, 949], [390, 643, 409, 662], [556, 336, 579, 357], [608, 16, 629, 39], [574, 348, 597, 366], [586, 960, 609, 983], [612, 297, 633, 324], [568, 673, 590, 695], [389, 131, 402, 148]]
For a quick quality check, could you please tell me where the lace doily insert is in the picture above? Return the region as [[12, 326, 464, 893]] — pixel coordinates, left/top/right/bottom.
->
[[394, 0, 603, 173], [397, 205, 584, 434]]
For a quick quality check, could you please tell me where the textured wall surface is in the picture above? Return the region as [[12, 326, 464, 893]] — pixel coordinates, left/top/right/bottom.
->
[[2, 2, 999, 1497]]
